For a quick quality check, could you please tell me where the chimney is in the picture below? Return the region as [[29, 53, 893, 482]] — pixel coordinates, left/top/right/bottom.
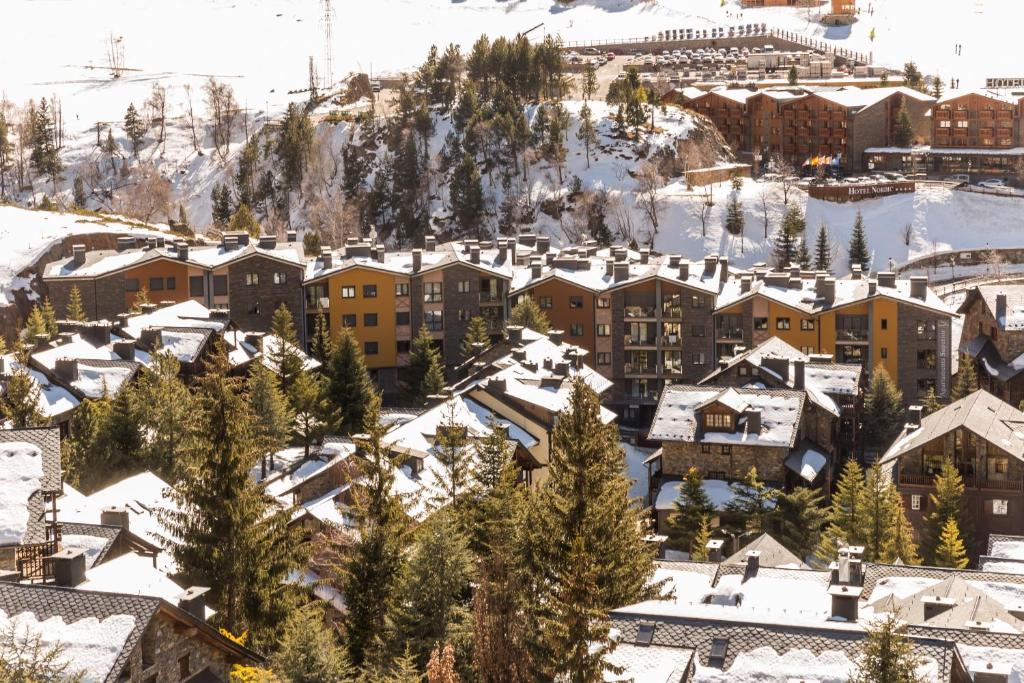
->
[[789, 264, 801, 279], [72, 244, 86, 266], [234, 232, 249, 246], [706, 539, 725, 562], [555, 361, 569, 376], [605, 260, 615, 277], [286, 229, 297, 243], [910, 275, 927, 300], [176, 243, 190, 261], [113, 340, 135, 360], [116, 236, 136, 252], [498, 242, 508, 264], [507, 325, 524, 345], [177, 586, 211, 622], [140, 328, 163, 352], [788, 277, 802, 290], [997, 293, 1008, 324], [0, 569, 21, 583], [258, 235, 277, 250], [821, 278, 836, 303], [669, 255, 681, 268], [851, 264, 862, 280], [534, 236, 550, 254], [545, 252, 554, 266], [412, 249, 423, 273], [140, 303, 158, 314], [744, 409, 761, 434], [548, 329, 564, 345], [614, 262, 629, 283], [222, 235, 239, 252], [640, 248, 650, 264], [745, 550, 761, 575], [81, 322, 112, 347], [33, 333, 49, 350], [48, 549, 87, 587], [511, 347, 527, 362], [346, 242, 371, 259], [100, 505, 130, 529], [922, 595, 957, 621], [907, 404, 924, 428], [679, 262, 690, 280], [470, 245, 481, 264], [704, 255, 718, 273], [828, 585, 862, 622], [792, 359, 805, 390], [489, 377, 508, 393], [531, 259, 542, 280], [146, 236, 158, 250], [54, 358, 78, 383], [719, 257, 729, 283], [518, 230, 536, 247], [740, 276, 752, 293], [878, 272, 897, 288], [971, 661, 1012, 683], [56, 331, 74, 346], [425, 235, 437, 252]]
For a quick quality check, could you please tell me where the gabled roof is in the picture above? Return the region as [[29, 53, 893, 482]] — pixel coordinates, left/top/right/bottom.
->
[[880, 390, 1024, 465], [958, 284, 1024, 331], [0, 428, 61, 546], [872, 574, 1024, 632], [723, 533, 808, 569]]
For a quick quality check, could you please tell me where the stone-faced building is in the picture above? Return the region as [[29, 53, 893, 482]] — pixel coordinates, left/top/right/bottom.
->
[[958, 284, 1024, 407], [880, 390, 1024, 556], [0, 428, 62, 581], [0, 581, 262, 682]]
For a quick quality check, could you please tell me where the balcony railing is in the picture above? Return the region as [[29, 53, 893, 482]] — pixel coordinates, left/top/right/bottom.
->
[[662, 307, 682, 319], [624, 306, 657, 318], [836, 329, 869, 342], [16, 538, 60, 582], [624, 363, 658, 375], [624, 336, 656, 347], [716, 328, 744, 341], [899, 472, 1024, 492], [479, 293, 503, 304], [662, 335, 682, 347], [626, 390, 661, 402]]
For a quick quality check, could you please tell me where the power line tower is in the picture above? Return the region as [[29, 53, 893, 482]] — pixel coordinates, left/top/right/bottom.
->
[[320, 0, 335, 91]]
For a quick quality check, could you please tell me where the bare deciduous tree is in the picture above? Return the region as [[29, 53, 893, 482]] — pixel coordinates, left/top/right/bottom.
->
[[757, 182, 775, 238], [203, 77, 238, 160], [145, 83, 167, 149], [770, 153, 798, 205], [902, 223, 914, 247], [634, 161, 665, 235], [691, 182, 714, 237], [608, 192, 638, 247], [113, 163, 171, 224], [183, 84, 200, 153]]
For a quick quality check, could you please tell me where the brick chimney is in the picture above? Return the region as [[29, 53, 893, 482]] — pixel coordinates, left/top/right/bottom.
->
[[424, 235, 437, 251], [997, 293, 1008, 324], [177, 586, 211, 622], [54, 358, 78, 383], [81, 322, 112, 347], [614, 262, 629, 283], [828, 584, 862, 622], [112, 340, 135, 360], [412, 249, 422, 273], [910, 275, 928, 300], [536, 236, 550, 254], [792, 359, 805, 390], [470, 245, 481, 264], [669, 255, 681, 268], [679, 262, 690, 280], [704, 255, 718, 273], [507, 325, 524, 345], [48, 549, 87, 587], [72, 244, 86, 266], [140, 328, 163, 352], [548, 329, 564, 345], [101, 506, 130, 529]]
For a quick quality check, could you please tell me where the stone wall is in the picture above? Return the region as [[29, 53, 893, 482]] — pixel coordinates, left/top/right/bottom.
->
[[123, 611, 240, 683], [441, 264, 483, 367], [662, 440, 789, 483], [227, 256, 305, 341], [897, 304, 951, 401]]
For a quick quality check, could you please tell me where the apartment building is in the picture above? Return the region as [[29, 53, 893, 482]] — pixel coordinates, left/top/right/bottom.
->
[[686, 89, 752, 152], [43, 231, 306, 338], [959, 284, 1024, 406], [713, 266, 955, 403]]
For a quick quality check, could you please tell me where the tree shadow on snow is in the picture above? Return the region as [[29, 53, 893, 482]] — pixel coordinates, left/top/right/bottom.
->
[[550, 0, 636, 15]]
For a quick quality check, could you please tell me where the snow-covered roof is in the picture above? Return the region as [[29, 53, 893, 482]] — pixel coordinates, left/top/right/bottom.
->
[[604, 642, 694, 682], [71, 360, 138, 398], [937, 88, 1021, 106], [784, 441, 829, 483], [814, 85, 935, 110], [264, 443, 354, 500], [1, 354, 79, 418], [0, 442, 44, 545], [78, 552, 215, 619], [649, 385, 804, 448], [119, 300, 227, 340]]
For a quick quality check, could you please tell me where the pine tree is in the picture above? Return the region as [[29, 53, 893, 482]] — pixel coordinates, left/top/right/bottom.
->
[[508, 297, 550, 334], [775, 486, 827, 562], [66, 285, 87, 321], [271, 605, 355, 683], [472, 420, 513, 494], [123, 103, 145, 156], [863, 461, 895, 562], [394, 509, 473, 667], [665, 467, 714, 552], [727, 466, 779, 536], [521, 379, 661, 679], [21, 306, 48, 343], [921, 387, 942, 415], [788, 65, 798, 85], [247, 361, 294, 479], [934, 516, 969, 569], [407, 325, 445, 405], [160, 345, 303, 649], [309, 307, 333, 363], [576, 102, 598, 169], [275, 103, 315, 192], [881, 485, 921, 565], [31, 99, 62, 193], [923, 458, 971, 565], [894, 100, 915, 147], [460, 316, 491, 361], [325, 327, 375, 436], [177, 204, 190, 232], [269, 304, 304, 392], [773, 205, 804, 270], [690, 515, 712, 561], [289, 370, 325, 457], [863, 366, 904, 450], [931, 73, 944, 99], [903, 62, 925, 92], [853, 613, 924, 683], [131, 286, 151, 313], [450, 154, 484, 238], [72, 176, 87, 209], [431, 403, 473, 510], [724, 193, 744, 237], [134, 351, 195, 477], [39, 298, 58, 340], [228, 203, 261, 238], [797, 236, 812, 270], [951, 354, 978, 400], [815, 459, 868, 563], [0, 368, 46, 429], [848, 210, 871, 272], [212, 184, 233, 224], [339, 392, 410, 666], [814, 222, 832, 271]]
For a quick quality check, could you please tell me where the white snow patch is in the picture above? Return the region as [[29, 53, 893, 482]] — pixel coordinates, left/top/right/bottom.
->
[[0, 442, 44, 544]]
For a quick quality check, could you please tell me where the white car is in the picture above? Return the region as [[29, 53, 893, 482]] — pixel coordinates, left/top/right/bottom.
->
[[945, 174, 970, 184], [978, 179, 1007, 189]]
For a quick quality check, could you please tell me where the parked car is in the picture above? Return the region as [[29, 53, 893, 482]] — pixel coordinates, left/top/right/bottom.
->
[[978, 178, 1008, 189], [945, 174, 970, 183]]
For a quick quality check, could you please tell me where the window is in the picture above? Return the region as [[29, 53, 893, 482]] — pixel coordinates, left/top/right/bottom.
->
[[776, 317, 791, 330], [993, 457, 1009, 475], [597, 297, 610, 309], [341, 286, 356, 299], [396, 311, 410, 325], [395, 282, 410, 297], [149, 277, 164, 292], [911, 495, 922, 511], [364, 313, 378, 327], [539, 296, 553, 309], [570, 324, 584, 336], [801, 346, 814, 354], [213, 275, 228, 296], [569, 296, 584, 309], [247, 301, 260, 315], [720, 445, 732, 454], [425, 310, 443, 331], [704, 413, 732, 429], [245, 273, 259, 286], [189, 276, 204, 297], [754, 317, 768, 330], [457, 280, 471, 294], [701, 444, 711, 454], [178, 653, 191, 679], [126, 278, 140, 292], [916, 320, 937, 340], [596, 352, 611, 365], [458, 309, 472, 321], [881, 318, 888, 330], [165, 277, 176, 290], [739, 365, 749, 376], [917, 349, 937, 369], [636, 622, 655, 646], [342, 314, 357, 327], [917, 378, 936, 395], [424, 282, 443, 303], [691, 352, 706, 365], [881, 347, 888, 359], [363, 284, 377, 298], [596, 324, 610, 337], [691, 295, 704, 308], [993, 499, 1009, 516], [364, 341, 379, 355], [274, 272, 287, 285], [692, 325, 706, 337], [800, 319, 815, 331], [397, 340, 411, 353]]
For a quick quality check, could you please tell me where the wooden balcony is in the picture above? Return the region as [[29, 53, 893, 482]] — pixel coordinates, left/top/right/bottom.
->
[[899, 472, 1024, 492], [16, 538, 60, 582]]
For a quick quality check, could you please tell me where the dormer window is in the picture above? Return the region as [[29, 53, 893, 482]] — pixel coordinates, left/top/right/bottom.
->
[[705, 413, 732, 430]]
